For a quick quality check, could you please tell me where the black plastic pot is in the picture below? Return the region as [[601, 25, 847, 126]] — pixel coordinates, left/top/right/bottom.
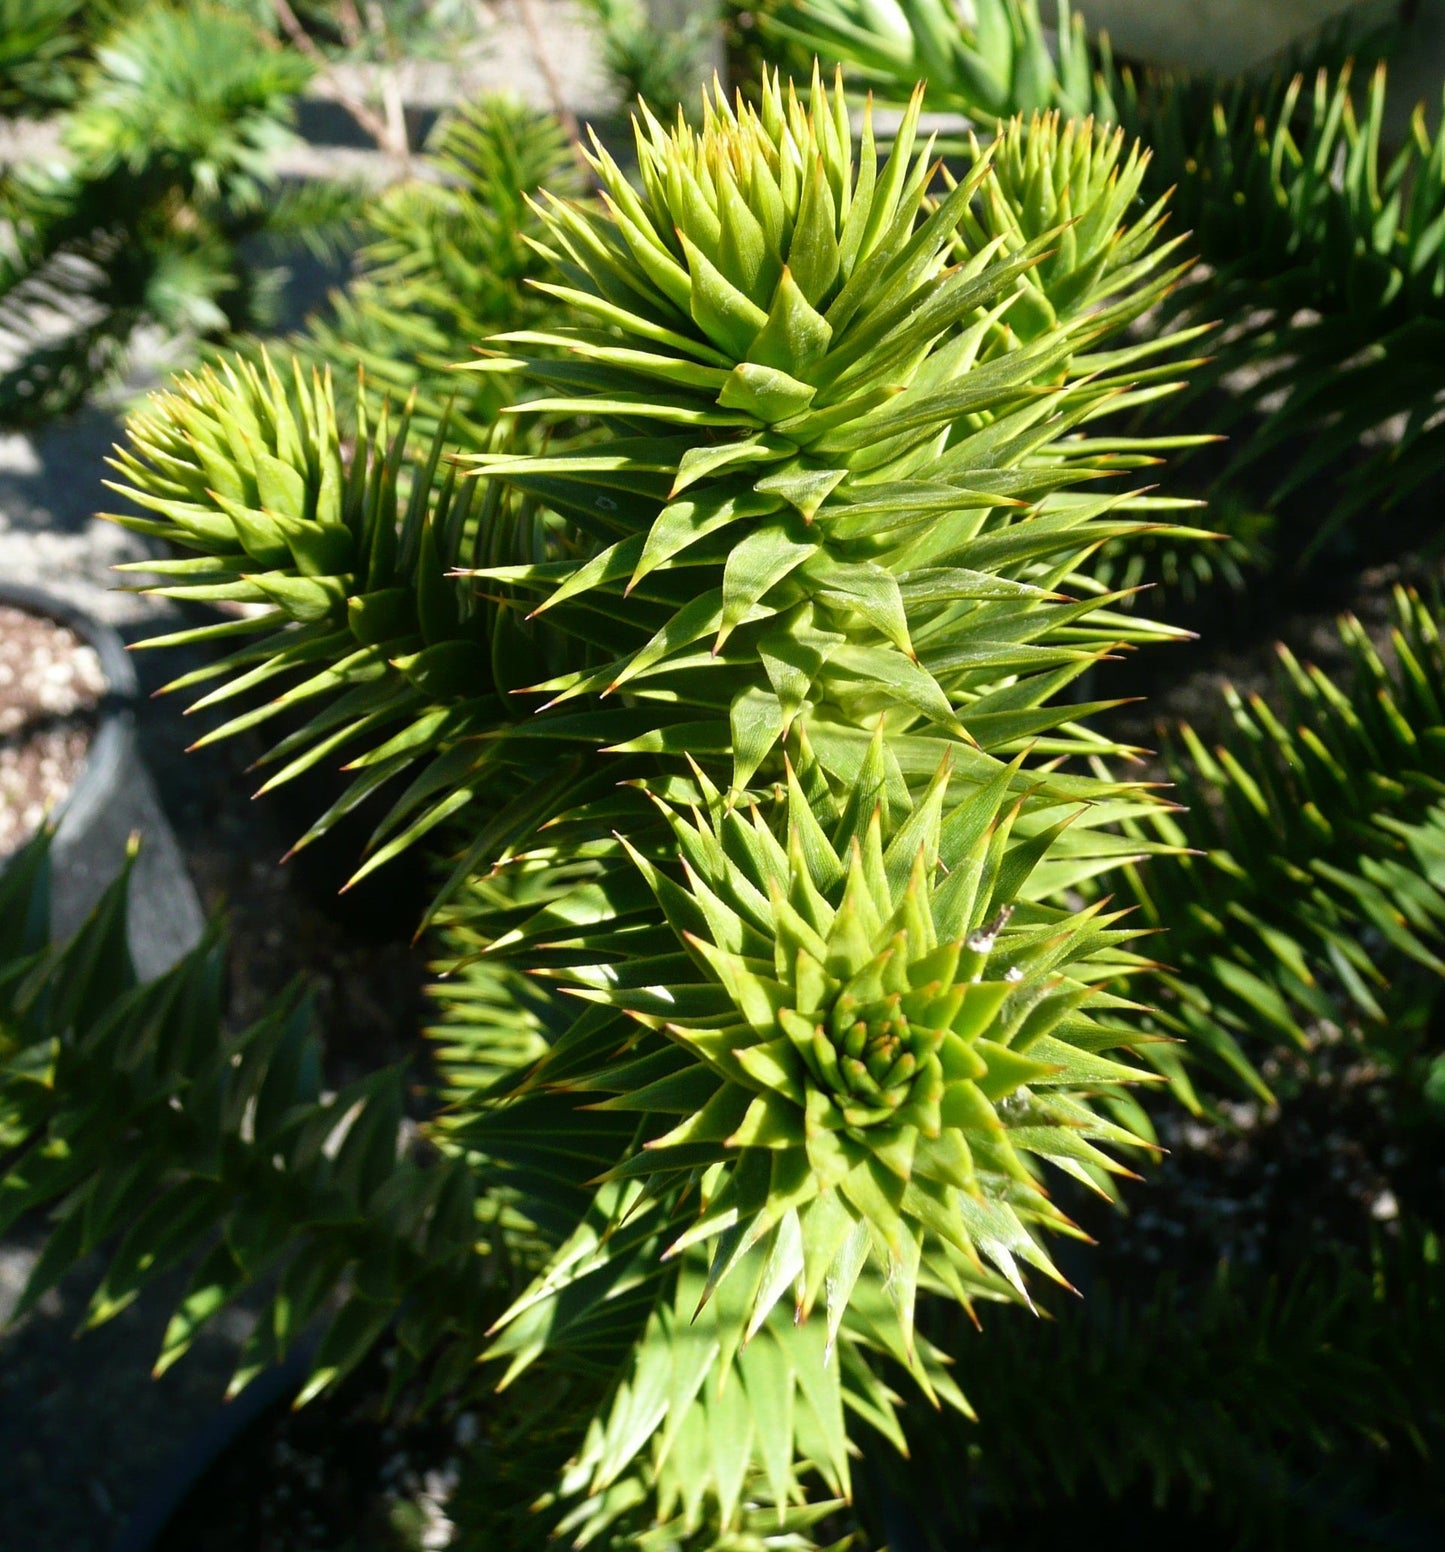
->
[[110, 1340, 319, 1552], [108, 1326, 463, 1552], [0, 582, 203, 974]]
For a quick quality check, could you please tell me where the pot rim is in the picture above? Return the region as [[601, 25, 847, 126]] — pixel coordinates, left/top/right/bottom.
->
[[0, 581, 138, 862]]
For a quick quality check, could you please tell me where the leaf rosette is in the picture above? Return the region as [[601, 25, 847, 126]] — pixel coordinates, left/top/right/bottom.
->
[[552, 740, 1159, 1355], [463, 66, 1196, 800]]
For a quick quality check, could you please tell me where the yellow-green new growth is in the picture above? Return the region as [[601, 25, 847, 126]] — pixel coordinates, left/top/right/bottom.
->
[[465, 68, 1196, 803], [556, 740, 1158, 1358], [515, 64, 958, 425]]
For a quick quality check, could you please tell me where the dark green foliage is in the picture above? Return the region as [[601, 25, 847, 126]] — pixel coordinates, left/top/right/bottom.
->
[[59, 4, 310, 184], [1, 823, 885, 1541], [0, 1, 193, 116], [580, 0, 719, 118], [0, 828, 487, 1408], [1120, 587, 1445, 1110], [1124, 57, 1445, 529], [0, 0, 87, 113], [873, 1231, 1445, 1547], [1129, 61, 1437, 319], [0, 0, 339, 425]]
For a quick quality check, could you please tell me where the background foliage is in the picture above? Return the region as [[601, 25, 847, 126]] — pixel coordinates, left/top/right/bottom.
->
[[0, 1, 357, 423]]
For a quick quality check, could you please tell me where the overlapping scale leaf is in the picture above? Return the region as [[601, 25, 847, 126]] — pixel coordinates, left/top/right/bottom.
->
[[545, 1247, 967, 1544], [104, 352, 586, 883], [81, 63, 1215, 1543], [513, 737, 1157, 1356], [106, 76, 1202, 901], [771, 0, 1445, 526], [955, 110, 1184, 349], [461, 69, 1203, 810]]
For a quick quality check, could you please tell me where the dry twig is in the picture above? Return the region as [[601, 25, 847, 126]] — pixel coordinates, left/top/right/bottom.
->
[[511, 0, 585, 153], [272, 0, 411, 163]]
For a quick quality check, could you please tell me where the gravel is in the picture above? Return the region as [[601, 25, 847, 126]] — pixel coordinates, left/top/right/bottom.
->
[[0, 602, 106, 853]]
